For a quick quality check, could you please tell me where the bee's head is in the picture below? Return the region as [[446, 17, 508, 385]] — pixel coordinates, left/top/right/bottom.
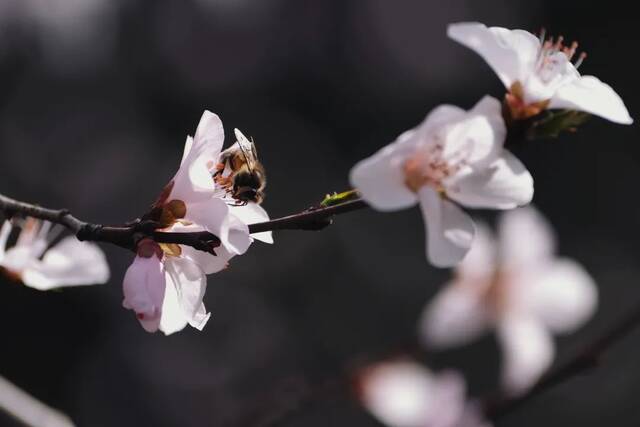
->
[[233, 169, 266, 204]]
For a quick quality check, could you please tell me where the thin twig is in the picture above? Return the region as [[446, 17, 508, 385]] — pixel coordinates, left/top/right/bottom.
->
[[0, 193, 370, 253], [484, 300, 640, 420]]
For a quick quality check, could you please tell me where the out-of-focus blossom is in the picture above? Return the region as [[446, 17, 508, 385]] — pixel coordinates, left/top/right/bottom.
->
[[123, 111, 272, 335], [448, 22, 632, 124], [0, 218, 109, 290], [350, 96, 533, 267], [357, 360, 491, 427], [0, 0, 117, 70], [420, 207, 597, 395]]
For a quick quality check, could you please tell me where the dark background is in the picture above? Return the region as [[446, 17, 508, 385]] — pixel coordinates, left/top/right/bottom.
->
[[1, 1, 639, 426]]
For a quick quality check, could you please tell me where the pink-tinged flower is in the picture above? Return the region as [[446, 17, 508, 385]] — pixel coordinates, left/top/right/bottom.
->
[[420, 207, 598, 395], [350, 96, 533, 267], [0, 219, 109, 290], [122, 239, 210, 335], [448, 22, 633, 124], [123, 111, 272, 334], [357, 360, 491, 427]]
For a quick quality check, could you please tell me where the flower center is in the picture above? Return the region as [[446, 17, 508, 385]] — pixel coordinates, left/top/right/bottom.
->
[[402, 142, 464, 194], [536, 30, 587, 81]]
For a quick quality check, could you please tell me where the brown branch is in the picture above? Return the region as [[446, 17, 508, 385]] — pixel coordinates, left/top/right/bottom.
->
[[0, 193, 370, 254], [484, 300, 640, 420]]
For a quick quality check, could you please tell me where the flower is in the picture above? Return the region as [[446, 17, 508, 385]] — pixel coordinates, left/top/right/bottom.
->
[[0, 218, 109, 290], [357, 360, 491, 427], [420, 207, 598, 395], [448, 22, 633, 124], [123, 110, 272, 334], [350, 96, 533, 267]]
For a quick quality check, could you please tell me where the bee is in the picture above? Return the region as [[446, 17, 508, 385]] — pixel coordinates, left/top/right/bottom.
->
[[214, 128, 266, 205]]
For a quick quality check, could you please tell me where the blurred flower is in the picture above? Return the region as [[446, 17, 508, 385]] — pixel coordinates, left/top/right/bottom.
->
[[0, 218, 109, 290], [357, 360, 491, 427], [350, 96, 533, 267], [123, 111, 272, 334], [420, 207, 598, 395], [448, 22, 633, 124]]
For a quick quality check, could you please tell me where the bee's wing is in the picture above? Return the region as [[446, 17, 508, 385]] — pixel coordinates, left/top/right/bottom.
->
[[233, 128, 259, 171]]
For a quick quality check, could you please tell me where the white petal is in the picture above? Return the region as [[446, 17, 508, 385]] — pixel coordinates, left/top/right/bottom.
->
[[157, 271, 189, 335], [229, 202, 273, 244], [419, 187, 475, 268], [418, 104, 467, 138], [180, 244, 233, 275], [419, 280, 491, 349], [438, 112, 504, 169], [360, 360, 437, 427], [193, 110, 225, 156], [446, 150, 533, 209], [549, 75, 633, 124], [349, 141, 418, 211], [162, 257, 210, 335], [498, 315, 554, 396], [180, 135, 194, 166], [170, 111, 225, 203], [0, 220, 12, 259], [122, 255, 166, 333], [448, 22, 541, 89], [21, 237, 110, 290], [529, 259, 598, 334], [456, 222, 497, 280], [184, 197, 252, 256], [498, 207, 555, 272]]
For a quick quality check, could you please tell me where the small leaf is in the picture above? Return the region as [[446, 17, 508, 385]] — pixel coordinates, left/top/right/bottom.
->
[[320, 190, 360, 207]]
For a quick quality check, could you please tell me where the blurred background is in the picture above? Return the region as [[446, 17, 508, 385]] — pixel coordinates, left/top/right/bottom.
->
[[1, 0, 639, 425]]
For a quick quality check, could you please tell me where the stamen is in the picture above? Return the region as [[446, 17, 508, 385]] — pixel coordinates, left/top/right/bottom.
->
[[538, 27, 547, 45], [553, 35, 564, 51], [574, 52, 587, 69]]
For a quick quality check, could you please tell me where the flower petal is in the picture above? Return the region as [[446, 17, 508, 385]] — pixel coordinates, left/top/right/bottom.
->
[[122, 255, 166, 333], [498, 314, 554, 396], [438, 112, 504, 170], [170, 111, 225, 203], [349, 141, 418, 211], [529, 259, 598, 334], [184, 197, 252, 256], [229, 202, 274, 244], [21, 237, 110, 290], [418, 187, 475, 268], [419, 279, 491, 349], [549, 75, 633, 124], [162, 257, 210, 335], [0, 220, 11, 260], [448, 22, 541, 89], [193, 110, 225, 157], [359, 360, 437, 427], [446, 150, 533, 209], [498, 207, 555, 272], [456, 222, 497, 280]]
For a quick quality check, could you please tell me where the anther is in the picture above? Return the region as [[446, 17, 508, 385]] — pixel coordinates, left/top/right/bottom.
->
[[574, 52, 587, 69]]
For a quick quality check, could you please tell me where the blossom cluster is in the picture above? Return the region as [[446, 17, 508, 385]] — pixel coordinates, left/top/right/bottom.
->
[[0, 21, 633, 427], [351, 22, 629, 426]]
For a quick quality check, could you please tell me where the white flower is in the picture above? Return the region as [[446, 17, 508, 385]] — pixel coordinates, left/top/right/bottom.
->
[[358, 360, 491, 427], [420, 207, 598, 395], [350, 96, 533, 267], [448, 22, 632, 124], [0, 218, 109, 290], [123, 110, 272, 335]]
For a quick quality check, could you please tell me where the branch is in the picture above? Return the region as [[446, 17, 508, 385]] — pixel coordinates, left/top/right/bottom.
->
[[484, 300, 640, 420], [0, 193, 370, 253]]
